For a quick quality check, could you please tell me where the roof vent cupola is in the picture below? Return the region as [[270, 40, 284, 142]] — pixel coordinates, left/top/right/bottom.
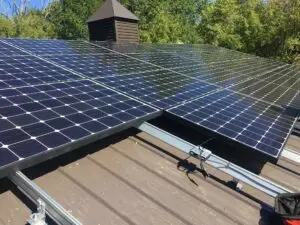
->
[[87, 0, 139, 42]]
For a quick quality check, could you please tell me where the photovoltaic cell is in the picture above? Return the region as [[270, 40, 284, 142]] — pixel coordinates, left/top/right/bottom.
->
[[167, 89, 297, 157], [0, 80, 159, 171], [0, 56, 81, 89], [1, 39, 113, 55]]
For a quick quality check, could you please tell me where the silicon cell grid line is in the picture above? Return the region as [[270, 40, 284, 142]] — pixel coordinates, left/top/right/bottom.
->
[[230, 65, 300, 108], [172, 57, 283, 87], [167, 89, 298, 158], [44, 53, 160, 78], [0, 41, 29, 56], [95, 70, 219, 109], [126, 52, 201, 68], [1, 39, 113, 55], [0, 79, 160, 172], [0, 55, 82, 89]]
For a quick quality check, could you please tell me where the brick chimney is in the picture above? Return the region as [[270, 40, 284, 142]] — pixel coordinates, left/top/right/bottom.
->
[[87, 0, 139, 42]]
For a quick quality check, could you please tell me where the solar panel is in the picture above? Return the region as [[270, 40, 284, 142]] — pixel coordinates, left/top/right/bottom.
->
[[95, 70, 219, 109], [0, 41, 28, 56], [1, 39, 112, 55], [0, 79, 160, 173], [0, 55, 81, 89], [167, 89, 298, 157], [44, 54, 159, 78]]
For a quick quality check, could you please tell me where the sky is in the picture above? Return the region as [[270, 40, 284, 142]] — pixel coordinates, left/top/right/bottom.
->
[[0, 0, 53, 16]]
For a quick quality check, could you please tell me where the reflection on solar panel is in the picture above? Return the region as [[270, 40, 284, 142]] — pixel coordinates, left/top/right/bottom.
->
[[172, 57, 283, 87], [91, 41, 161, 54], [231, 65, 300, 108], [95, 70, 219, 108], [167, 89, 297, 157], [44, 54, 159, 78], [126, 53, 197, 68], [1, 39, 112, 55], [0, 56, 81, 89], [0, 79, 159, 170], [0, 41, 28, 56]]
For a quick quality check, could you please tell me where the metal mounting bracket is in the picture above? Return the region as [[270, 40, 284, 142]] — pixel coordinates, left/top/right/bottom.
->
[[27, 199, 47, 225]]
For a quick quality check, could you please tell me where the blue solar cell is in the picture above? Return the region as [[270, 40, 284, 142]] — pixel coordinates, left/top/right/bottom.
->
[[32, 110, 59, 121], [10, 139, 47, 158], [99, 116, 122, 127], [0, 80, 160, 174], [167, 89, 297, 157], [81, 121, 107, 133], [0, 148, 18, 167], [38, 132, 71, 148], [0, 119, 14, 132], [0, 129, 30, 145], [23, 123, 54, 137], [10, 114, 39, 126]]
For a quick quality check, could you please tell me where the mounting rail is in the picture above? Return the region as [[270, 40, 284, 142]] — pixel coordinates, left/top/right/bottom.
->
[[137, 122, 291, 198], [282, 148, 300, 164], [9, 171, 82, 225]]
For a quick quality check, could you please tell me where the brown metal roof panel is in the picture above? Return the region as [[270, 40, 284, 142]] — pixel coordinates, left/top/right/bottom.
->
[[34, 169, 130, 225], [87, 0, 139, 23], [286, 135, 300, 153], [27, 132, 269, 225], [0, 179, 31, 225], [261, 162, 300, 193], [109, 138, 264, 225]]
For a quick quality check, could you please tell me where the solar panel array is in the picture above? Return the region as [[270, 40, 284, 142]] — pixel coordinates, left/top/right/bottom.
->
[[0, 38, 299, 173]]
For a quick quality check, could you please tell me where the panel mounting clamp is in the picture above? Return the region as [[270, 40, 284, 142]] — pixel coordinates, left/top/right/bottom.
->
[[9, 171, 82, 225]]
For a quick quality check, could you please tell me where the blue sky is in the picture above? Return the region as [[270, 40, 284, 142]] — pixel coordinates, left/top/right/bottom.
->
[[0, 0, 53, 16]]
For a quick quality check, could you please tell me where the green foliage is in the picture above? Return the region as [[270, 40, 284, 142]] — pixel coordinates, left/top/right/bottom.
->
[[121, 0, 202, 43], [0, 16, 15, 37], [0, 0, 299, 64], [47, 0, 102, 39], [13, 11, 56, 39]]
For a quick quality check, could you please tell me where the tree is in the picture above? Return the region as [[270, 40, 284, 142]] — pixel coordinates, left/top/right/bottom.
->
[[13, 10, 56, 39], [198, 0, 244, 50], [47, 0, 102, 39], [121, 0, 202, 43], [0, 16, 15, 37]]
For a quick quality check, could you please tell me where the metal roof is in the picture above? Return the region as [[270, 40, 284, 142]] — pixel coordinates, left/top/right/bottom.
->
[[87, 0, 139, 23], [0, 125, 299, 225]]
